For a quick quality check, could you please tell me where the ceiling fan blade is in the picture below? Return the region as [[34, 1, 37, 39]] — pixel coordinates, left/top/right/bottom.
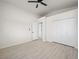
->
[[40, 2, 47, 6], [28, 1, 38, 3], [36, 4, 38, 8]]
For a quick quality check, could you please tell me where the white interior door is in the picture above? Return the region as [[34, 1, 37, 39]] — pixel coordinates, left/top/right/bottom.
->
[[38, 21, 46, 41], [31, 17, 46, 40], [32, 23, 38, 40], [38, 22, 43, 39]]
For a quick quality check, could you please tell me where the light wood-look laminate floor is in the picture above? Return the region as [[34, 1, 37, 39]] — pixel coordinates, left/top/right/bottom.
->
[[0, 40, 78, 59]]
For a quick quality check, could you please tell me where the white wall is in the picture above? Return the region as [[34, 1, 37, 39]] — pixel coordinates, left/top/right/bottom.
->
[[0, 2, 37, 49], [46, 8, 78, 48]]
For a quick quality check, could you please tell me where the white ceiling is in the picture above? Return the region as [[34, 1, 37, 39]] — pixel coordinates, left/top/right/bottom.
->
[[0, 0, 78, 17]]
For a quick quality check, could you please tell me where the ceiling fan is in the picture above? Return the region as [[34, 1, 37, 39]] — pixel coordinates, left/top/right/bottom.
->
[[28, 0, 47, 8]]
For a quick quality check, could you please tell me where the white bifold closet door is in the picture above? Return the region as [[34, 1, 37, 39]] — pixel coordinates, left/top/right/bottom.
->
[[46, 17, 78, 48]]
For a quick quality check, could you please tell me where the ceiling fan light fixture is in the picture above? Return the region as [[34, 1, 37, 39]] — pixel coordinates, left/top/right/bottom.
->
[[28, 0, 47, 8]]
